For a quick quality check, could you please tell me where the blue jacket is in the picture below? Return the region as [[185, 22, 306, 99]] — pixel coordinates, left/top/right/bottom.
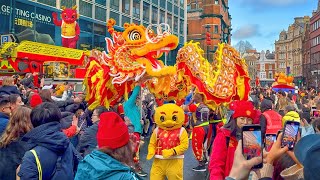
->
[[75, 150, 142, 180], [0, 85, 20, 96], [124, 86, 142, 134], [18, 122, 80, 180], [0, 112, 9, 136], [78, 121, 99, 157]]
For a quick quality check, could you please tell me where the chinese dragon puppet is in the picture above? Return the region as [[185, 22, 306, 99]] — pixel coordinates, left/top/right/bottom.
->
[[84, 19, 250, 110], [52, 5, 80, 49]]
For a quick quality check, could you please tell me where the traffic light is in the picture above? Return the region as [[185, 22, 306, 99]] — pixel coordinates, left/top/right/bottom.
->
[[206, 32, 211, 45]]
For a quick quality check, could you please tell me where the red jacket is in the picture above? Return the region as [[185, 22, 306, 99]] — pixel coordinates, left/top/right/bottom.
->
[[262, 110, 282, 134], [62, 125, 77, 138], [209, 128, 238, 180]]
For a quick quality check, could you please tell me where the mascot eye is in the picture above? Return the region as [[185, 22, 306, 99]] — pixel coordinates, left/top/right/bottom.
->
[[72, 15, 75, 18], [172, 115, 177, 121], [128, 30, 141, 41], [64, 15, 67, 18], [160, 116, 165, 122]]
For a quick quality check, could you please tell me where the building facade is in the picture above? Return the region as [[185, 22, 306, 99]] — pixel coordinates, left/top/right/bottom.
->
[[0, 0, 187, 65], [257, 50, 276, 87], [310, 5, 320, 88], [302, 22, 311, 87], [275, 16, 310, 84], [242, 49, 259, 87], [187, 0, 231, 62]]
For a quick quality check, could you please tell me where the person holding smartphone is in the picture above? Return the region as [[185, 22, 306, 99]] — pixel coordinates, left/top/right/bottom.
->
[[208, 100, 256, 180]]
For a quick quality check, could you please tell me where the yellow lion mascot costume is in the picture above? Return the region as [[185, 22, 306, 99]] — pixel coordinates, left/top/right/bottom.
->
[[147, 104, 189, 180]]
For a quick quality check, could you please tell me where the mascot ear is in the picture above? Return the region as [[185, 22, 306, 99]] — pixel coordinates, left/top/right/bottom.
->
[[72, 5, 78, 10], [61, 6, 66, 10]]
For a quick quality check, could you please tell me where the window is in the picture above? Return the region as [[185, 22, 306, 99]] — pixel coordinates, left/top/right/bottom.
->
[[214, 25, 218, 34], [174, 5, 179, 15], [215, 0, 219, 4], [180, 8, 184, 17], [160, 10, 165, 23], [94, 34, 106, 51], [143, 3, 150, 22], [152, 0, 158, 5], [79, 19, 93, 33], [133, 0, 140, 18], [180, 0, 184, 7], [167, 13, 172, 28], [160, 1, 166, 9], [94, 23, 106, 36], [268, 71, 273, 79], [122, 0, 130, 14], [152, 6, 158, 24], [61, 0, 76, 8], [122, 15, 130, 25], [95, 6, 106, 21], [167, 2, 172, 12], [174, 16, 178, 32], [80, 1, 92, 18], [174, 0, 179, 5], [95, 0, 106, 6], [37, 0, 56, 7], [133, 19, 140, 25], [180, 20, 184, 34], [261, 64, 265, 71], [110, 0, 120, 11], [109, 11, 120, 25]]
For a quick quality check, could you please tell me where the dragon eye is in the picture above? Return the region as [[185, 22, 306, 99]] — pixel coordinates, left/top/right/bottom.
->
[[172, 115, 177, 121], [72, 15, 75, 18], [128, 30, 141, 41], [160, 116, 165, 122]]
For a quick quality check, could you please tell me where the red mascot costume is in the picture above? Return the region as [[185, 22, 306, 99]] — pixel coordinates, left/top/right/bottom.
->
[[52, 5, 80, 49]]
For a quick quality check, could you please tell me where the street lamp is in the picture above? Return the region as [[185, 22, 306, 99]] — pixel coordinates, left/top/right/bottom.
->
[[205, 25, 211, 61]]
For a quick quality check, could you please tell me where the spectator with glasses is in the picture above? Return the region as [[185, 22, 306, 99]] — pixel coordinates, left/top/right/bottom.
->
[[0, 96, 11, 135]]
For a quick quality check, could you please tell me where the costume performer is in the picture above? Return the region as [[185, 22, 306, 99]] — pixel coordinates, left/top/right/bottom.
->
[[182, 93, 212, 171], [147, 104, 189, 180], [52, 5, 80, 49]]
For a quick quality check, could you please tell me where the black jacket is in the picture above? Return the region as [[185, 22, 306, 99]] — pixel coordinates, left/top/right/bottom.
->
[[0, 85, 20, 96], [78, 121, 99, 157], [0, 138, 31, 180]]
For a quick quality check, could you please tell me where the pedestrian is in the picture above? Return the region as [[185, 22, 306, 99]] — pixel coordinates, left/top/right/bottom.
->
[[0, 96, 11, 135], [0, 77, 20, 96], [75, 112, 142, 180], [8, 94, 24, 112], [0, 106, 32, 180], [282, 105, 300, 126], [208, 100, 256, 179], [259, 99, 282, 137], [78, 106, 108, 156], [17, 102, 80, 180]]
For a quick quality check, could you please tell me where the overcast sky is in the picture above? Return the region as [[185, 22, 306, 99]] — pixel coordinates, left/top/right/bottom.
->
[[229, 0, 318, 51]]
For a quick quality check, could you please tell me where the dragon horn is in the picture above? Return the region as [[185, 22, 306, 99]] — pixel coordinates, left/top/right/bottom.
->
[[61, 6, 66, 10], [72, 5, 78, 10], [107, 19, 116, 34]]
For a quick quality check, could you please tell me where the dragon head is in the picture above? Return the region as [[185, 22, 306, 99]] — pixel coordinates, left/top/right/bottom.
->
[[102, 19, 178, 84], [61, 5, 79, 24]]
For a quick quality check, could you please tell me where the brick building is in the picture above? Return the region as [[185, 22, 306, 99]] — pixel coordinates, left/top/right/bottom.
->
[[310, 2, 320, 88], [187, 0, 231, 62], [257, 50, 276, 87], [275, 16, 310, 85], [243, 50, 260, 86]]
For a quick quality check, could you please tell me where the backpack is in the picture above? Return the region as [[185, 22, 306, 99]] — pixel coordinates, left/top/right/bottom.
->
[[30, 145, 81, 180]]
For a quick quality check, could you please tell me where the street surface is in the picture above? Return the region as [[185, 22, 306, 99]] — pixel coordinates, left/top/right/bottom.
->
[[139, 138, 207, 180]]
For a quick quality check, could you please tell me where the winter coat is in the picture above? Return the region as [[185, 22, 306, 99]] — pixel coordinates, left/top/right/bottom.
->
[[0, 112, 9, 136], [124, 85, 142, 134], [0, 138, 31, 180], [75, 150, 142, 180], [18, 121, 80, 180], [282, 111, 300, 126], [209, 128, 238, 180], [260, 99, 282, 135], [0, 85, 20, 96], [78, 121, 99, 157]]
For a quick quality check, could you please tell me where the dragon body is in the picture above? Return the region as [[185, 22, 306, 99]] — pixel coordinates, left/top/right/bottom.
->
[[84, 20, 250, 110]]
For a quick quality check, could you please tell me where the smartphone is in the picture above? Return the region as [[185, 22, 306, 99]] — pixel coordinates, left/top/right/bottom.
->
[[313, 110, 320, 117], [242, 125, 263, 169], [281, 121, 300, 150], [265, 134, 277, 152]]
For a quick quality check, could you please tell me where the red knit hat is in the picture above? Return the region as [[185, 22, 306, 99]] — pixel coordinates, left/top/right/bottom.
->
[[97, 112, 129, 149], [30, 94, 42, 108], [232, 100, 256, 120]]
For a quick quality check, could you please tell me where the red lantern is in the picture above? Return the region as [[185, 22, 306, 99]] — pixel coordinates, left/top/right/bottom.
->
[[206, 32, 211, 45]]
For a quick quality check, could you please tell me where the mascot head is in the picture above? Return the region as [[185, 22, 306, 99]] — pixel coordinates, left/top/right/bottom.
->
[[154, 104, 185, 130], [61, 5, 79, 24]]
